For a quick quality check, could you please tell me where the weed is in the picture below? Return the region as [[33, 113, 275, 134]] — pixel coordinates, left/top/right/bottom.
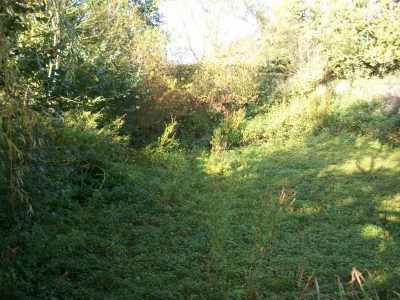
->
[[211, 109, 245, 153]]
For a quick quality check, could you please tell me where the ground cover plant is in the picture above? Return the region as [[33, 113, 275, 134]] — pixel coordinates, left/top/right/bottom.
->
[[1, 131, 399, 299]]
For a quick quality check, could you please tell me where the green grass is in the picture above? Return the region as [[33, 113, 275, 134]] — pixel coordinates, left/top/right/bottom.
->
[[1, 132, 400, 299], [203, 133, 400, 298]]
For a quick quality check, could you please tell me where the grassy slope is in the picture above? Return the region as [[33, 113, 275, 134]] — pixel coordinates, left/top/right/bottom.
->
[[3, 132, 399, 299], [203, 134, 400, 298]]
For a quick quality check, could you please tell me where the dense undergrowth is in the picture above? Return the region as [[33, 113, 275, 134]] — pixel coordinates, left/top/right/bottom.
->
[[1, 86, 399, 298]]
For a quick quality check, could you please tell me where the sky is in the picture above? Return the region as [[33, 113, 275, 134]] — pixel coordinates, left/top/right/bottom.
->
[[159, 0, 271, 63]]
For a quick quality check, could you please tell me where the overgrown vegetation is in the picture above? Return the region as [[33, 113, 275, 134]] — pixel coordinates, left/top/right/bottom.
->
[[1, 0, 399, 299]]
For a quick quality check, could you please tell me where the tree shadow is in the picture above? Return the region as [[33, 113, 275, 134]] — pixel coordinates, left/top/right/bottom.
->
[[2, 125, 399, 299], [326, 99, 400, 146], [208, 133, 400, 298]]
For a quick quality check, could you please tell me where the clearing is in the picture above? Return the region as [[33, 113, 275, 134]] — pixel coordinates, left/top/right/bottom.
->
[[12, 133, 399, 299]]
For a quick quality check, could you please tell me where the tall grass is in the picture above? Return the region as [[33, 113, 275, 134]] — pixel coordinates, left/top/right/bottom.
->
[[246, 188, 296, 299]]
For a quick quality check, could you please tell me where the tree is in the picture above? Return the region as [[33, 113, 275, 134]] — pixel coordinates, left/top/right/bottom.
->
[[243, 0, 400, 79], [0, 0, 166, 205]]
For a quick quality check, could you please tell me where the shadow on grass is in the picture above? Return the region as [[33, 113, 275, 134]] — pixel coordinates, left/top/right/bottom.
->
[[1, 129, 399, 299], [326, 99, 400, 146], [206, 133, 400, 298]]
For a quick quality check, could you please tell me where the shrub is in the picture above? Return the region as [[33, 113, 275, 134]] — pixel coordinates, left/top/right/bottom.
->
[[306, 87, 333, 129], [19, 111, 130, 211], [211, 109, 245, 153]]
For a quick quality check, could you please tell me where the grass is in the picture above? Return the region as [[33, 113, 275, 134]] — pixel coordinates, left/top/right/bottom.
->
[[203, 133, 400, 298], [1, 131, 399, 299]]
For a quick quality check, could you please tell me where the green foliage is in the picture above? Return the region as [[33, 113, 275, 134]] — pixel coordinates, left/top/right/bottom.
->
[[1, 0, 165, 113], [211, 109, 246, 153], [143, 118, 188, 170], [327, 100, 400, 145], [25, 111, 128, 207], [256, 73, 284, 110], [0, 0, 165, 207], [256, 0, 400, 80], [126, 61, 262, 148], [321, 0, 400, 78], [307, 88, 333, 128], [242, 82, 399, 146], [242, 98, 314, 144], [3, 132, 399, 298], [190, 63, 260, 111], [176, 109, 220, 149], [1, 0, 400, 298], [157, 118, 180, 152]]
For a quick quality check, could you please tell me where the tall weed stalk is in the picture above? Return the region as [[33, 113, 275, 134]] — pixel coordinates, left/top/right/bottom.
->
[[247, 188, 296, 299]]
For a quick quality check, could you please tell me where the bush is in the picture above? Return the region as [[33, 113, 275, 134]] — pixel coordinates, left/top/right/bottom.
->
[[242, 97, 316, 144], [306, 87, 333, 129], [326, 100, 400, 144], [211, 109, 245, 153], [14, 111, 131, 214]]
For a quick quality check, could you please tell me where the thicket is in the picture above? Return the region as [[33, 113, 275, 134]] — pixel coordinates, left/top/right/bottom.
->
[[0, 0, 162, 207]]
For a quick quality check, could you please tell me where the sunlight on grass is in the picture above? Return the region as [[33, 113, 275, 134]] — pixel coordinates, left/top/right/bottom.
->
[[189, 133, 400, 296], [361, 224, 385, 238], [318, 139, 400, 178]]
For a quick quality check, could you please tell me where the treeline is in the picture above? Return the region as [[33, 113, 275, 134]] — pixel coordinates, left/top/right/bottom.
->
[[254, 0, 400, 77]]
